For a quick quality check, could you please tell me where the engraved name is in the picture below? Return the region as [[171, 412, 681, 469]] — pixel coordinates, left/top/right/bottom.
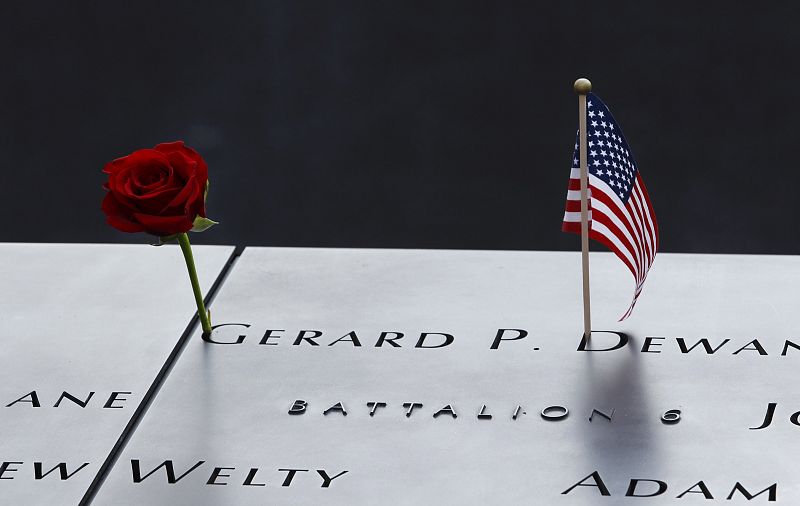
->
[[129, 460, 347, 488], [205, 324, 800, 357], [3, 391, 133, 409], [563, 471, 777, 502]]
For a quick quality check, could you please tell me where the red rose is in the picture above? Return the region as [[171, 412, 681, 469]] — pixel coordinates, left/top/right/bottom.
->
[[101, 141, 215, 236]]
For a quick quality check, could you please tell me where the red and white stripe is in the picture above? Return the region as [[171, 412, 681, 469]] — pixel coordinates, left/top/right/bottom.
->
[[562, 167, 659, 320]]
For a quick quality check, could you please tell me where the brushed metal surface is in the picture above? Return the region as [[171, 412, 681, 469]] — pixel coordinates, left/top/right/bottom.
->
[[94, 248, 800, 504], [0, 243, 234, 506]]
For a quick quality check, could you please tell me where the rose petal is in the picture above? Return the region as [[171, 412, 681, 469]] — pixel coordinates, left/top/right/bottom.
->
[[161, 174, 198, 212], [123, 177, 137, 196], [155, 141, 208, 188], [108, 165, 180, 213], [102, 156, 130, 175], [153, 140, 185, 153], [101, 193, 144, 233], [113, 151, 171, 187], [132, 212, 193, 236], [101, 191, 131, 215], [106, 214, 146, 233], [132, 164, 172, 191], [107, 165, 132, 195], [105, 149, 173, 200], [184, 178, 205, 218], [164, 151, 195, 182], [131, 187, 182, 214], [191, 153, 208, 189]]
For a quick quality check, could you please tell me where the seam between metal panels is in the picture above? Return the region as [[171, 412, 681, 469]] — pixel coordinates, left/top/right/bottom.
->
[[78, 245, 244, 506]]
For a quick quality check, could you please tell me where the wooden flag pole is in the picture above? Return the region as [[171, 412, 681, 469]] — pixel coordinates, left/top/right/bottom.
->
[[574, 78, 592, 339]]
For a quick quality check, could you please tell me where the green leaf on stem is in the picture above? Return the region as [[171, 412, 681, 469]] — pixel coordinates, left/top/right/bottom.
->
[[191, 216, 219, 233]]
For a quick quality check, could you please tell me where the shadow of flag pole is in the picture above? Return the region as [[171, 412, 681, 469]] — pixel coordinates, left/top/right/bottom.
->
[[574, 77, 593, 339]]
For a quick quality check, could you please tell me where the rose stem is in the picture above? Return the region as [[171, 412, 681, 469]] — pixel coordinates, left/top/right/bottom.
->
[[177, 232, 212, 335]]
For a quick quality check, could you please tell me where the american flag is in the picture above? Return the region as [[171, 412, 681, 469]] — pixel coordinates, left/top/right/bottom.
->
[[562, 93, 658, 320]]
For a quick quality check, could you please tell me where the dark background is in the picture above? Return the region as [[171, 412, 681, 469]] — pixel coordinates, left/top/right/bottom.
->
[[2, 1, 797, 253]]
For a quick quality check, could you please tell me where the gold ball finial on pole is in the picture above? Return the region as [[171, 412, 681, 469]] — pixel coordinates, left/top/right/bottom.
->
[[574, 78, 592, 95]]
